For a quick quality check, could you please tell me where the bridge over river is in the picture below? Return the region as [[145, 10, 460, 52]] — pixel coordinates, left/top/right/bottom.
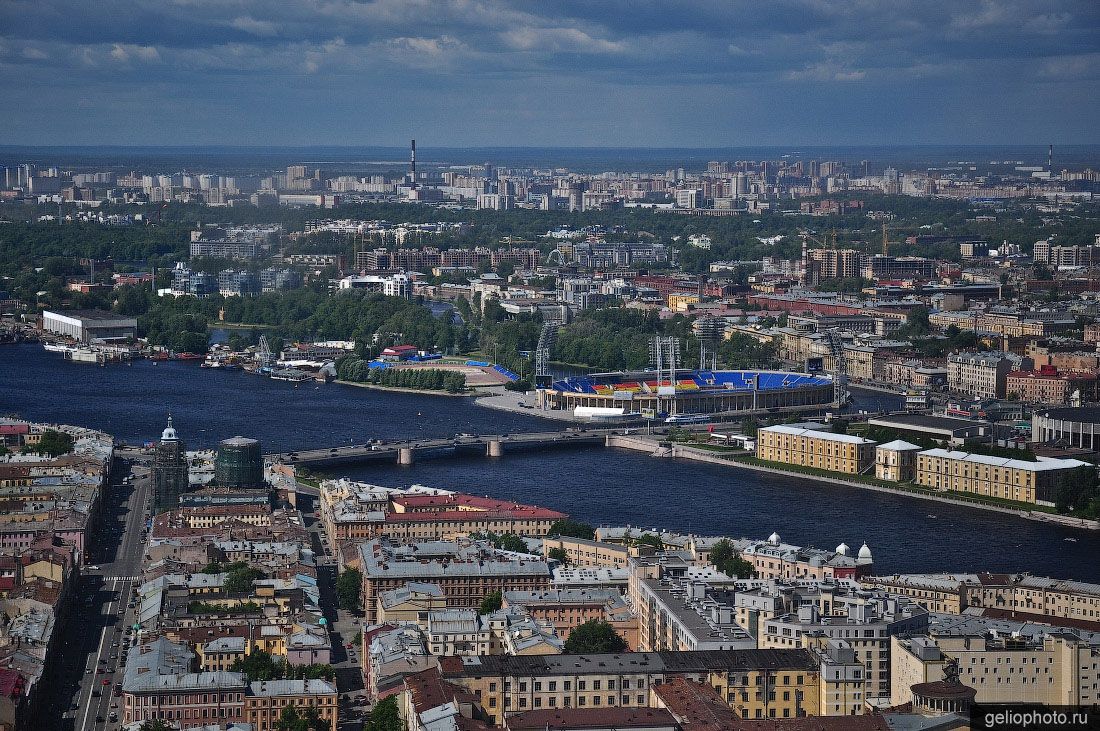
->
[[265, 427, 661, 469]]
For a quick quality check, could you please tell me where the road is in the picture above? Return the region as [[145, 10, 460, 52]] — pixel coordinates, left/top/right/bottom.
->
[[43, 456, 151, 731], [297, 495, 368, 731]]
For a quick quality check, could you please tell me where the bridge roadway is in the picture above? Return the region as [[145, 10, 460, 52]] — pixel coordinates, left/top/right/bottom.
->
[[266, 426, 668, 470]]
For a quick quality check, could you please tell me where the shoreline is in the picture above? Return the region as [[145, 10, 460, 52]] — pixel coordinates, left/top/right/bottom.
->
[[334, 379, 477, 397], [606, 434, 1100, 531]]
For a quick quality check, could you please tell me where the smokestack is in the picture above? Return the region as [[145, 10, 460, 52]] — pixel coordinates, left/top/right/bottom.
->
[[410, 139, 417, 178], [1048, 144, 1053, 172]]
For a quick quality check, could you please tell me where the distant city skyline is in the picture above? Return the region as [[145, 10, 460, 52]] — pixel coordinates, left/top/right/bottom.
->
[[1, 1, 1097, 147]]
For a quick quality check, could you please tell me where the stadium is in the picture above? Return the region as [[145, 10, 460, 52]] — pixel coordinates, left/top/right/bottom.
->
[[540, 369, 836, 418]]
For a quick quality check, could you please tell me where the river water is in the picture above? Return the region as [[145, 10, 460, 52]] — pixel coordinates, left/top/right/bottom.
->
[[3, 343, 1097, 581]]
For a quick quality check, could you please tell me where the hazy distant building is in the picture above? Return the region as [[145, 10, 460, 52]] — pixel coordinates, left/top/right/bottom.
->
[[152, 415, 188, 514]]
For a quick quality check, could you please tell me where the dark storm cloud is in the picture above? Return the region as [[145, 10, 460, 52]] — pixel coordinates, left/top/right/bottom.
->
[[0, 0, 1097, 145]]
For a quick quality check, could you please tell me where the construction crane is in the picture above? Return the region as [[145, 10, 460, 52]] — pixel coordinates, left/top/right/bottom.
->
[[256, 335, 275, 370]]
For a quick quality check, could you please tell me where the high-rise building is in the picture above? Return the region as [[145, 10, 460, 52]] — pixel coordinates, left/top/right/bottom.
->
[[152, 415, 188, 514]]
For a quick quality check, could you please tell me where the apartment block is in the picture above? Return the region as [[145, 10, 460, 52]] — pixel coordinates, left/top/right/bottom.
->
[[759, 595, 929, 701], [320, 480, 564, 549], [947, 352, 1029, 400], [891, 631, 1100, 707], [440, 649, 828, 724], [359, 538, 551, 624], [1006, 367, 1097, 404]]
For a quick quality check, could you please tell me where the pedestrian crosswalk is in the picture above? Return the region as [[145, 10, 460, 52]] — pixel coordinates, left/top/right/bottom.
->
[[105, 575, 139, 582]]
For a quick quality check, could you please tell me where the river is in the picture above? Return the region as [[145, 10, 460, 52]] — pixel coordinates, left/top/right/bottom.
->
[[2, 343, 1097, 581]]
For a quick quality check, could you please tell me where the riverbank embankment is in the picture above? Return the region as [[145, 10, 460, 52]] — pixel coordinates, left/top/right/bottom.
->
[[606, 434, 1100, 530]]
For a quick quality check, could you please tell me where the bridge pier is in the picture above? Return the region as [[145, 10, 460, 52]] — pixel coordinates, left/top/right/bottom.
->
[[486, 440, 504, 458], [397, 447, 415, 465]]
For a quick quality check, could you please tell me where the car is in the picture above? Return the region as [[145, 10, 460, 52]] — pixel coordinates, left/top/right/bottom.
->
[[101, 678, 110, 686], [88, 565, 100, 571], [92, 691, 100, 698]]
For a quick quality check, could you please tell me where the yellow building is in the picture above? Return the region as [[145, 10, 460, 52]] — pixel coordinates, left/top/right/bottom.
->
[[874, 440, 921, 482], [756, 425, 875, 475], [891, 632, 1100, 707], [441, 649, 830, 724], [541, 536, 632, 569], [376, 582, 448, 626], [915, 448, 1089, 504], [860, 575, 968, 615], [667, 293, 700, 311]]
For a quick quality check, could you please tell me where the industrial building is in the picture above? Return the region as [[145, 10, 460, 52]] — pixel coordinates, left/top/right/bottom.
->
[[41, 309, 137, 344], [1032, 406, 1100, 452]]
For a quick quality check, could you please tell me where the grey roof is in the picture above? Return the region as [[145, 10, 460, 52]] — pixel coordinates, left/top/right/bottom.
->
[[1035, 406, 1100, 424], [203, 636, 247, 653], [360, 539, 550, 580], [448, 649, 818, 677], [248, 679, 336, 697]]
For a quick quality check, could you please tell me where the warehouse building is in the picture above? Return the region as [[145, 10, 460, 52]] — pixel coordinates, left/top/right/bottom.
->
[[42, 309, 137, 344]]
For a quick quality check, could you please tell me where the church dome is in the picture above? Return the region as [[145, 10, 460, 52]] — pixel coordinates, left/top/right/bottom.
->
[[768, 531, 781, 546], [835, 542, 850, 556], [858, 542, 873, 561], [161, 414, 178, 441]]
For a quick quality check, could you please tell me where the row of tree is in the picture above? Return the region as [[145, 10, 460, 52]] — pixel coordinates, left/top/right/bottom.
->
[[334, 358, 467, 393]]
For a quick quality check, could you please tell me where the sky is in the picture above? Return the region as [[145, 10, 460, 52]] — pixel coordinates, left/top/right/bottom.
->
[[0, 0, 1097, 148]]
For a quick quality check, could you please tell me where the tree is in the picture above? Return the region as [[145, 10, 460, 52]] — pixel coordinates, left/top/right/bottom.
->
[[224, 565, 264, 594], [548, 547, 569, 565], [905, 306, 931, 333], [137, 721, 174, 731], [496, 533, 528, 553], [710, 538, 756, 579], [337, 568, 363, 611], [563, 620, 627, 654], [35, 429, 74, 457], [1053, 466, 1100, 515], [231, 649, 280, 681], [275, 705, 327, 731], [478, 590, 502, 615], [364, 696, 403, 731], [548, 520, 595, 540], [634, 533, 664, 550]]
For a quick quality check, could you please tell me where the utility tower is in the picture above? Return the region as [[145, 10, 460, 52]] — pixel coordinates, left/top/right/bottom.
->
[[695, 317, 725, 372], [649, 336, 681, 415], [534, 307, 567, 388], [823, 329, 848, 407]]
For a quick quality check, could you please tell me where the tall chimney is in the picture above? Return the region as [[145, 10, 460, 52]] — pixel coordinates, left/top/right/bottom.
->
[[1049, 144, 1053, 172], [410, 139, 417, 178]]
